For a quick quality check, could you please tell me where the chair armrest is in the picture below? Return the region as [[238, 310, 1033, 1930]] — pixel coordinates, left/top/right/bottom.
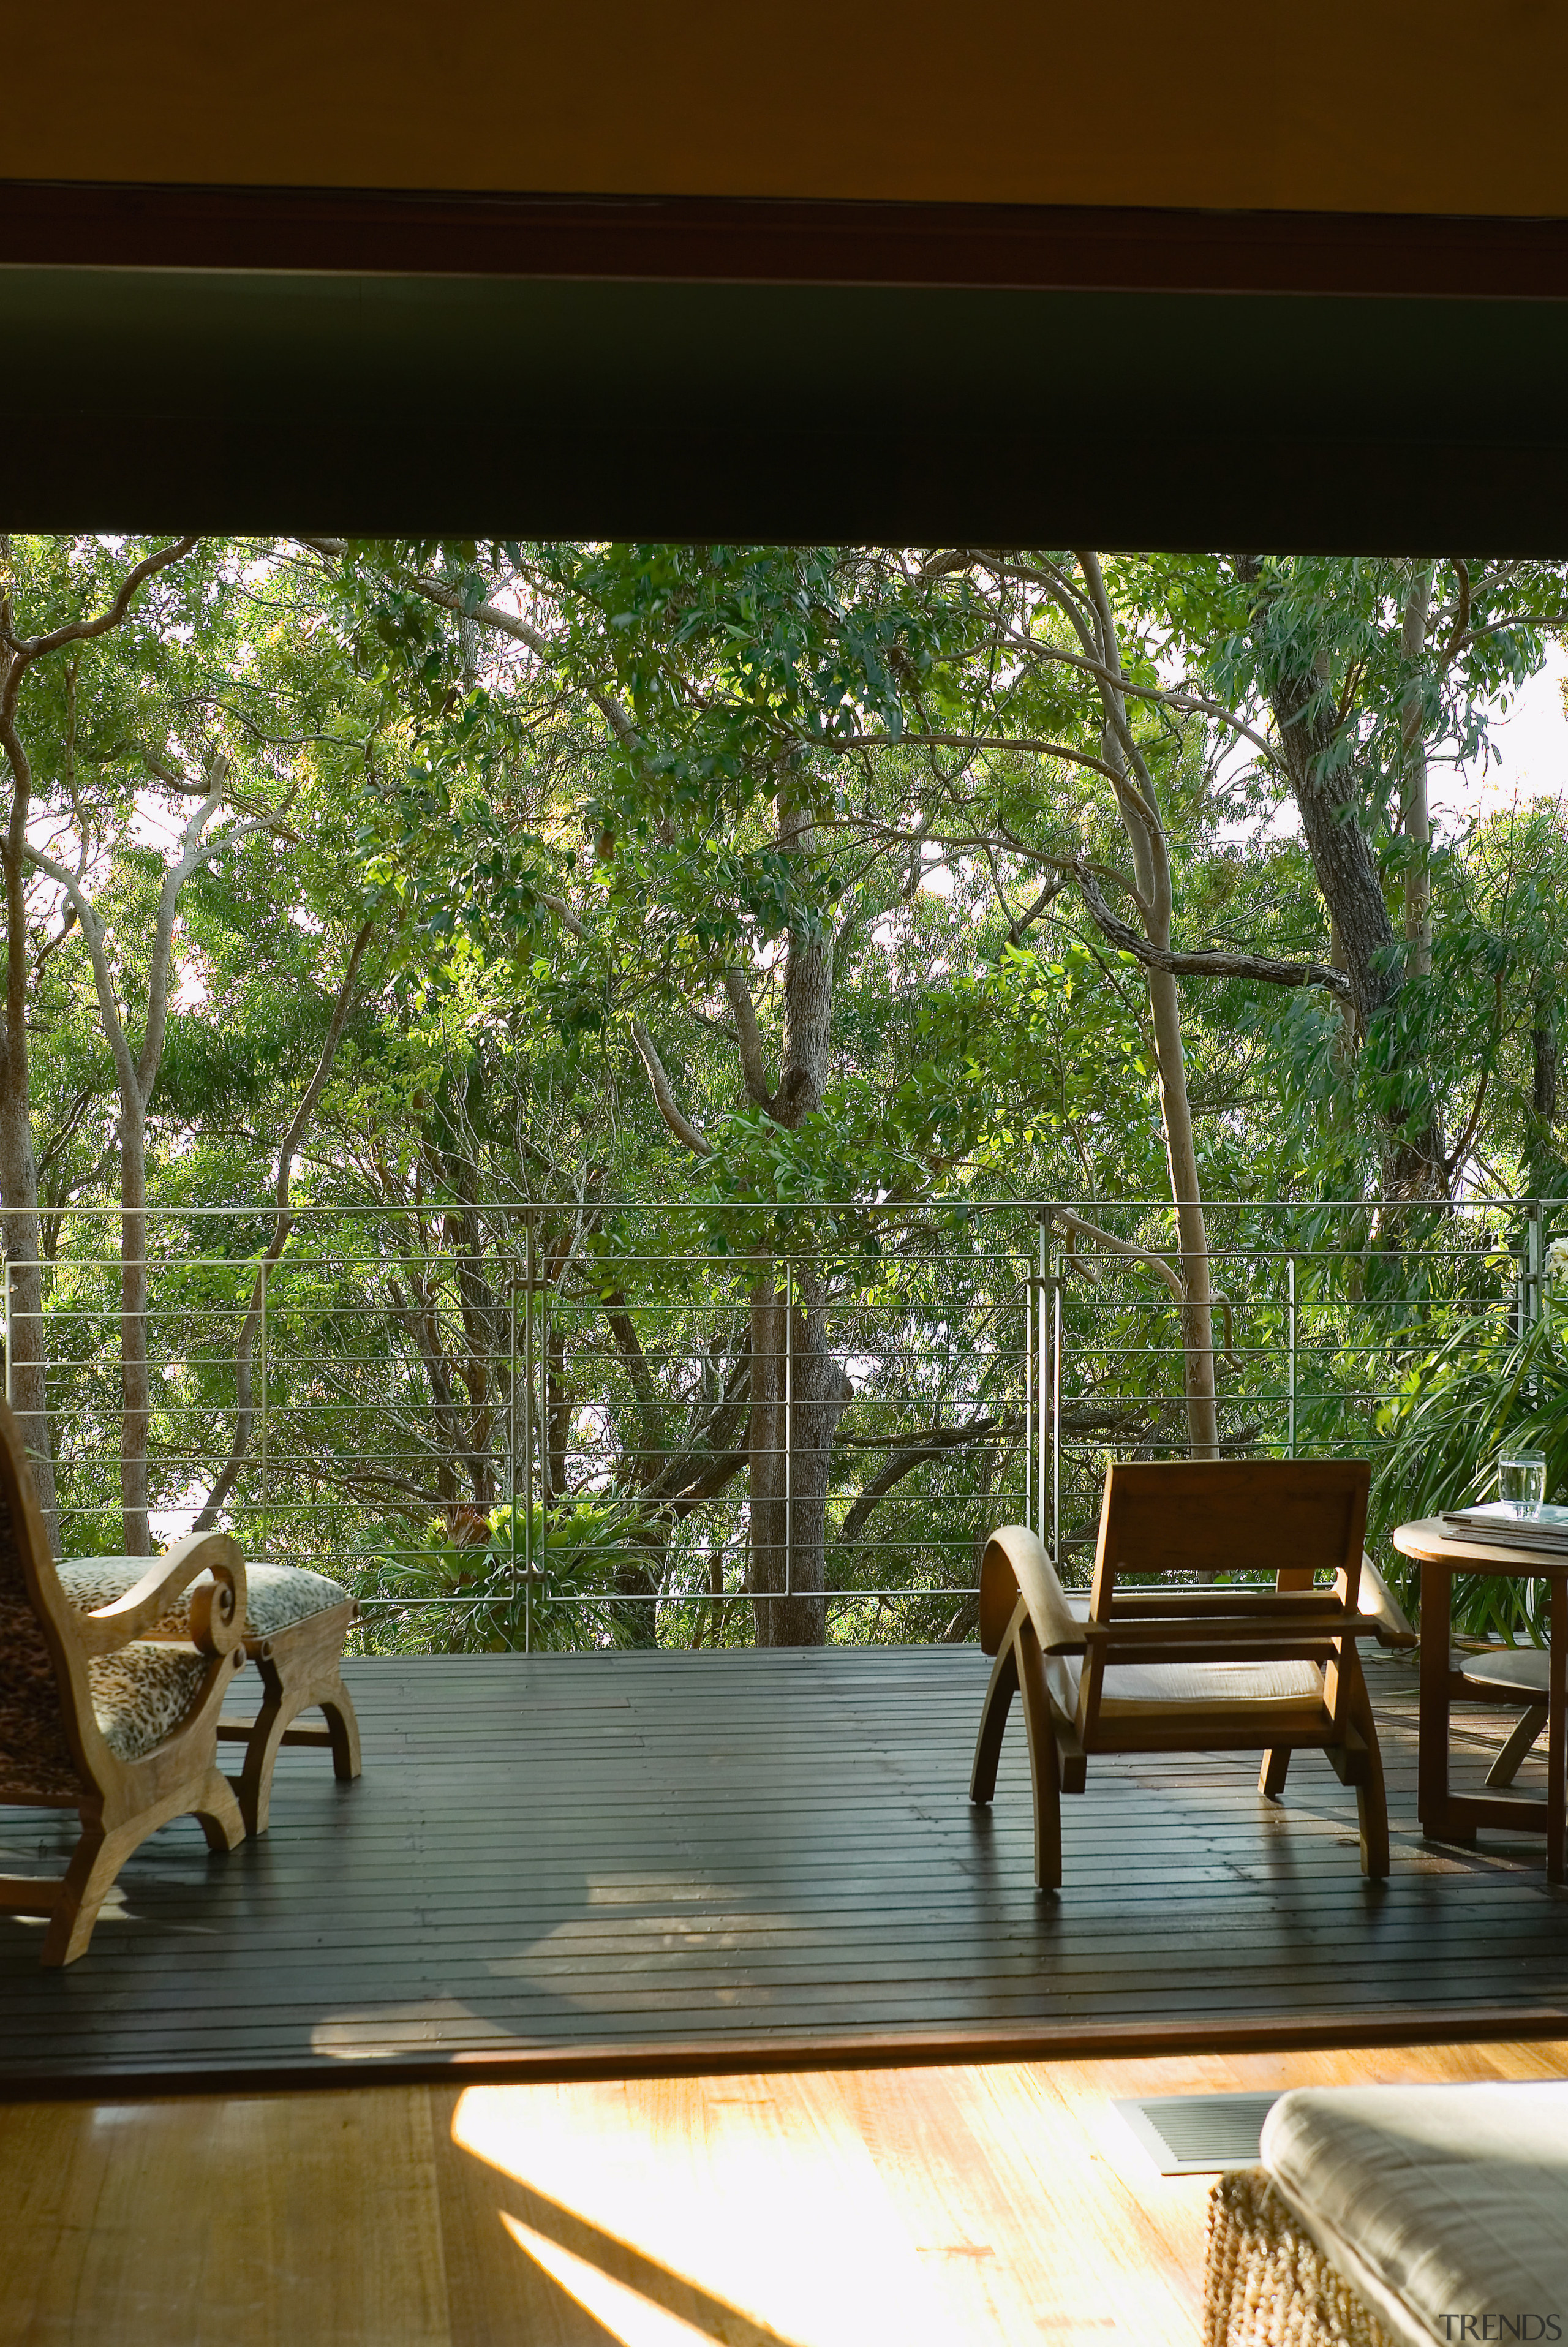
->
[[979, 1525, 1087, 1658], [1357, 1551, 1419, 1650], [72, 1532, 247, 1659]]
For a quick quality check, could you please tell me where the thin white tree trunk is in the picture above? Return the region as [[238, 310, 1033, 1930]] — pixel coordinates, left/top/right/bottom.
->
[[1400, 562, 1434, 982], [1075, 556, 1218, 1458], [29, 765, 233, 1553], [0, 1049, 58, 1547], [0, 671, 58, 1545], [118, 1099, 151, 1552], [0, 535, 198, 1552]]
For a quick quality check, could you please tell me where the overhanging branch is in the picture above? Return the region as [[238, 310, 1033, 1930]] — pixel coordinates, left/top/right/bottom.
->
[[631, 1022, 711, 1156], [1075, 865, 1351, 1000]]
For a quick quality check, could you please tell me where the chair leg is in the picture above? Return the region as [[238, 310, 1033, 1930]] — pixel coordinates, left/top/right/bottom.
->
[[1486, 1704, 1549, 1788], [1014, 1624, 1063, 1892], [1259, 1747, 1291, 1801], [227, 1620, 363, 1832], [1345, 1666, 1390, 1881], [192, 1767, 246, 1853], [37, 1766, 243, 1968], [40, 1821, 127, 1968], [318, 1672, 362, 1782], [970, 1640, 1018, 1807], [970, 1607, 1066, 1889], [235, 1682, 295, 1838]]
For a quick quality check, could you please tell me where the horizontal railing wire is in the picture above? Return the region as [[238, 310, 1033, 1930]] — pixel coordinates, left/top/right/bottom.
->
[[0, 1194, 1553, 1648]]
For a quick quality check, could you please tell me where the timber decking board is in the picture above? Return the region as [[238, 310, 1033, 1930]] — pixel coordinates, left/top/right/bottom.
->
[[1, 1645, 1566, 2089]]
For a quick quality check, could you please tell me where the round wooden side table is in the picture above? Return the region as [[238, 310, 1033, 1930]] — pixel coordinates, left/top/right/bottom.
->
[[1393, 1516, 1567, 1883]]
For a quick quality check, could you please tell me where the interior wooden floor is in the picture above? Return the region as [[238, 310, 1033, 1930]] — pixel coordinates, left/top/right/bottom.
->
[[4, 2038, 1566, 2346], [2, 1646, 1566, 2087]]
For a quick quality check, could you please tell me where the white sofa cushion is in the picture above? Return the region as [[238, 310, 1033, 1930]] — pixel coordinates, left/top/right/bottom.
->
[[1262, 2081, 1568, 2347]]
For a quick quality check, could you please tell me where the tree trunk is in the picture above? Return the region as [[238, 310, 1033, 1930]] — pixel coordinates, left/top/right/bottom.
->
[[1528, 998, 1562, 1197], [119, 1098, 151, 1554], [1400, 563, 1434, 982], [193, 917, 379, 1534], [747, 1274, 789, 1639], [746, 1271, 848, 1646], [0, 660, 59, 1548], [1079, 554, 1218, 1460], [0, 1042, 58, 1550], [1270, 663, 1401, 1032], [1240, 560, 1444, 1196], [0, 536, 198, 1554], [745, 777, 848, 1643], [1146, 962, 1219, 1457]]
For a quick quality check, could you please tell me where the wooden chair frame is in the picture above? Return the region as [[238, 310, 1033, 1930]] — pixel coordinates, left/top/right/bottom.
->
[[970, 1460, 1395, 1888], [216, 1599, 361, 1834], [53, 1562, 363, 1837], [0, 1403, 249, 1964]]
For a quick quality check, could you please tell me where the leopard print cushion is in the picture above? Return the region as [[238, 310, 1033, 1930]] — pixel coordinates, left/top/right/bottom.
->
[[56, 1558, 350, 1639], [0, 1475, 86, 1801], [86, 1643, 211, 1762]]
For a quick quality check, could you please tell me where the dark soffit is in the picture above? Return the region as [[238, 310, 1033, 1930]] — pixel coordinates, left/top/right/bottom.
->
[[5, 184, 1568, 548], [9, 181, 1568, 295]]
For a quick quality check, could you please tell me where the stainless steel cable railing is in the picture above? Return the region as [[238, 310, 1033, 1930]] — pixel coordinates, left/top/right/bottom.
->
[[2, 1194, 1553, 1649]]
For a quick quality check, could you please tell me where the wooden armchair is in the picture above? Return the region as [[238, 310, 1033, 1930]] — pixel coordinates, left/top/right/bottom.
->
[[55, 1556, 361, 1836], [0, 1399, 247, 1965], [970, 1460, 1392, 1887]]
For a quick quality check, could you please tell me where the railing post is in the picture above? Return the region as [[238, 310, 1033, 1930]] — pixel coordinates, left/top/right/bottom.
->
[[1526, 1199, 1545, 1403], [1023, 1248, 1033, 1533], [2, 1255, 10, 1410], [540, 1256, 551, 1516], [783, 1259, 793, 1600], [1050, 1265, 1062, 1570], [1287, 1254, 1297, 1461], [524, 1224, 535, 1654], [258, 1258, 269, 1545], [1036, 1218, 1047, 1548], [509, 1274, 520, 1641]]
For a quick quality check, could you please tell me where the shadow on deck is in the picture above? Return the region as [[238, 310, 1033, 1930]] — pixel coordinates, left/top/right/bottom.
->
[[1, 1645, 1565, 2092]]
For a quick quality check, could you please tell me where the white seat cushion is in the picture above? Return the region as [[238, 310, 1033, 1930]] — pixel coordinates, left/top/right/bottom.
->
[[1460, 1647, 1550, 1699], [57, 1557, 351, 1641], [1262, 2081, 1568, 2347], [1050, 1584, 1327, 1714], [1047, 1645, 1325, 1719]]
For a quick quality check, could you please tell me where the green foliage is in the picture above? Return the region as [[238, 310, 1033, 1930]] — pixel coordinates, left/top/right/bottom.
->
[[351, 1499, 650, 1654], [1368, 1313, 1568, 1642], [9, 534, 1568, 1657]]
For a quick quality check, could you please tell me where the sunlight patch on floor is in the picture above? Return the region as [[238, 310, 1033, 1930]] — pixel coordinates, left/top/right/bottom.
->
[[454, 2077, 949, 2347], [500, 2211, 777, 2347]]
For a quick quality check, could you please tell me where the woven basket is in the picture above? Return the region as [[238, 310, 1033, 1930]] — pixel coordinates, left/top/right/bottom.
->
[[1204, 2169, 1400, 2347]]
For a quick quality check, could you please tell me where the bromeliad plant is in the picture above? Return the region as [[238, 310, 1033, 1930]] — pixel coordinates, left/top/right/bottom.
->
[[349, 1497, 653, 1652]]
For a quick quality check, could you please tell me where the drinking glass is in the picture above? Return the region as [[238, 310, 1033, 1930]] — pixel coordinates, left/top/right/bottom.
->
[[1498, 1449, 1547, 1517]]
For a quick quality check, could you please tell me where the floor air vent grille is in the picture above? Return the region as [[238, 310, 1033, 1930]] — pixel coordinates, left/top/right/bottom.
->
[[1109, 2092, 1281, 2174]]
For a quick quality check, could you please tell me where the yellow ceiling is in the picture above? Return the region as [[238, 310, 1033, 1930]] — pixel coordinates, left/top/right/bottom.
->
[[6, 0, 1566, 216]]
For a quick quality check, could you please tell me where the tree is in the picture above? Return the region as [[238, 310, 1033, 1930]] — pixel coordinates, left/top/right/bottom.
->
[[0, 534, 200, 1543]]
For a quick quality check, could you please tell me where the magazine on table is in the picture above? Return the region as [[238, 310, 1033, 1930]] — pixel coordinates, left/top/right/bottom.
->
[[1441, 1501, 1568, 1554]]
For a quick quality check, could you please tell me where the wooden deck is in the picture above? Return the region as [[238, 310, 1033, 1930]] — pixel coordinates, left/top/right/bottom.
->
[[1, 1645, 1566, 2090]]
